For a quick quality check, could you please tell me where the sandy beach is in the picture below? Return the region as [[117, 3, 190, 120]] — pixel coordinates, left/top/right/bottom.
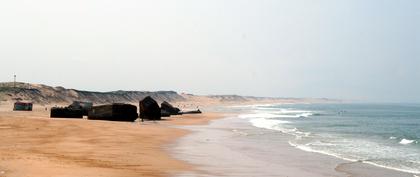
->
[[171, 115, 415, 177], [0, 102, 418, 177], [1, 0, 418, 176], [0, 104, 224, 177]]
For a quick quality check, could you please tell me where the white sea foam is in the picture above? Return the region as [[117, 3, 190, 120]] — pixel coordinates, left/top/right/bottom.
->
[[280, 109, 311, 113], [229, 104, 278, 109], [255, 107, 281, 110], [288, 141, 356, 162], [256, 108, 310, 113], [249, 118, 313, 140], [297, 112, 313, 118], [239, 112, 313, 119], [254, 108, 314, 114], [241, 104, 420, 175], [307, 141, 337, 147], [239, 113, 282, 119], [400, 139, 416, 145], [289, 141, 420, 174], [362, 160, 420, 175], [244, 107, 314, 138], [249, 118, 290, 131], [273, 113, 313, 118]]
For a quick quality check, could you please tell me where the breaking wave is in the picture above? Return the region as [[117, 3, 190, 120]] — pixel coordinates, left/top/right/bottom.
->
[[400, 139, 417, 145], [239, 103, 420, 175]]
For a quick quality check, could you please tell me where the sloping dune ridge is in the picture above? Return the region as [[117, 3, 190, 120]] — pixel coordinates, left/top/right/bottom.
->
[[0, 82, 338, 105]]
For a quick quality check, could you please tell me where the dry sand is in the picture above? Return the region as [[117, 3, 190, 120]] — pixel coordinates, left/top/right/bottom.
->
[[0, 104, 223, 177], [1, 101, 412, 177]]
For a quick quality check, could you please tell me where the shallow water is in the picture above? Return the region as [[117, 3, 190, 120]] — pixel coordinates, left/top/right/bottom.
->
[[172, 116, 346, 177], [235, 103, 420, 175], [171, 103, 419, 176]]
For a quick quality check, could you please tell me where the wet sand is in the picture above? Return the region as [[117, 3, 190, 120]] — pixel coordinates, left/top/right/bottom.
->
[[0, 103, 416, 177], [171, 116, 415, 177], [0, 105, 223, 177]]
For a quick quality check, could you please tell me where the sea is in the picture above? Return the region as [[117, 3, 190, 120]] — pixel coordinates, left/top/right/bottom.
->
[[173, 103, 420, 176], [234, 103, 420, 174]]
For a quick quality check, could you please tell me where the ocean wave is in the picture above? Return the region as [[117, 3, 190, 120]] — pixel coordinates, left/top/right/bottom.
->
[[239, 113, 283, 119], [255, 107, 282, 110], [249, 118, 291, 130], [362, 160, 420, 175], [400, 139, 417, 145], [249, 118, 312, 139], [229, 104, 278, 109], [265, 109, 311, 113], [249, 118, 305, 135], [240, 103, 420, 175], [307, 140, 338, 147], [288, 141, 356, 162], [239, 112, 313, 119], [254, 108, 314, 114], [297, 112, 313, 118], [289, 141, 420, 174]]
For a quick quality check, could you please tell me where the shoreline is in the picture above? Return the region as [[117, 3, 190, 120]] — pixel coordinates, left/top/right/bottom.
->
[[0, 104, 225, 177], [289, 138, 420, 176], [170, 109, 416, 177], [295, 140, 420, 176], [1, 102, 417, 177], [238, 102, 419, 176], [163, 113, 230, 176]]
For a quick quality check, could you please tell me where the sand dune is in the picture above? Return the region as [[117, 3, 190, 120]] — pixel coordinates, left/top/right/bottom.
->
[[0, 82, 339, 106]]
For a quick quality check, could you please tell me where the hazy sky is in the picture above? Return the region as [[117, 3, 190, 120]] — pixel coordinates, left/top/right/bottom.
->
[[0, 0, 419, 102]]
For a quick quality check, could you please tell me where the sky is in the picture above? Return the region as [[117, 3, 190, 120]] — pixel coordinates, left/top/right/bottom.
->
[[0, 0, 419, 102]]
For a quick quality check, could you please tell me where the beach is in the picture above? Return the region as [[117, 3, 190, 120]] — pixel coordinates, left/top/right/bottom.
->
[[172, 115, 414, 177], [0, 0, 416, 175], [0, 104, 223, 177], [1, 103, 418, 177]]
